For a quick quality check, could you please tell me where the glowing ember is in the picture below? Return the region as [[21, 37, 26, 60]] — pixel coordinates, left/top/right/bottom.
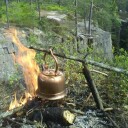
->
[[7, 28, 40, 110]]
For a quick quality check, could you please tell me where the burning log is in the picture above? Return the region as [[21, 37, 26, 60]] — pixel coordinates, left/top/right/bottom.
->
[[27, 107, 76, 126]]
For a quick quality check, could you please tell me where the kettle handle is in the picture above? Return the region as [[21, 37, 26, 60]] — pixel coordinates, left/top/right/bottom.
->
[[44, 49, 58, 75]]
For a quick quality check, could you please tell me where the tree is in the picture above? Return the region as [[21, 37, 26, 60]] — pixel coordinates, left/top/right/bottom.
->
[[5, 0, 9, 28], [37, 0, 41, 21], [75, 0, 78, 38]]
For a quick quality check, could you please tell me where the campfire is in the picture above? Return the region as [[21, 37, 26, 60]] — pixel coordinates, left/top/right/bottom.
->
[[1, 28, 75, 127], [0, 28, 117, 128]]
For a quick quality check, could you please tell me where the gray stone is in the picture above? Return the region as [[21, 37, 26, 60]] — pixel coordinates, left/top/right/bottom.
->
[[77, 21, 113, 60], [0, 47, 4, 55], [0, 27, 29, 81], [93, 28, 113, 60]]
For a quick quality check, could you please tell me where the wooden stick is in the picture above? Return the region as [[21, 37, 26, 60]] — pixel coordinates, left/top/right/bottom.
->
[[82, 63, 104, 110], [85, 93, 92, 103], [29, 46, 128, 75], [90, 69, 108, 76], [104, 112, 120, 128]]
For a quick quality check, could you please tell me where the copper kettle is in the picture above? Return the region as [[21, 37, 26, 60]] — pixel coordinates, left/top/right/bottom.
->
[[37, 49, 66, 100]]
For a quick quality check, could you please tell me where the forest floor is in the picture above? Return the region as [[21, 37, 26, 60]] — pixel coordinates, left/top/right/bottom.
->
[[0, 79, 128, 128]]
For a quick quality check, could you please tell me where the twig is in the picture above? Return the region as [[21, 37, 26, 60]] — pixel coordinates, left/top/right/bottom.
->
[[104, 108, 113, 112], [90, 69, 108, 76], [14, 118, 35, 125], [85, 93, 92, 103], [81, 93, 93, 109], [104, 112, 120, 128], [6, 117, 23, 126]]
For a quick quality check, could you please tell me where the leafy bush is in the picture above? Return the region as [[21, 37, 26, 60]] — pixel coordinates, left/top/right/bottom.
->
[[41, 4, 68, 11], [1, 2, 38, 27], [98, 48, 128, 107], [27, 33, 38, 45]]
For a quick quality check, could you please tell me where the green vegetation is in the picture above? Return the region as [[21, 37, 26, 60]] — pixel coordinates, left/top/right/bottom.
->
[[102, 48, 128, 106], [41, 4, 68, 11], [0, 0, 127, 107], [0, 0, 122, 32], [0, 2, 38, 27], [27, 33, 38, 45], [0, 0, 128, 126]]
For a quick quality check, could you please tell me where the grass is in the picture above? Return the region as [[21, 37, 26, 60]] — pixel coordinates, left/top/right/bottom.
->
[[41, 3, 71, 12]]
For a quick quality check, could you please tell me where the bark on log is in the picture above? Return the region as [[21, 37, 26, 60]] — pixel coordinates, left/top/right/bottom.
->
[[29, 46, 128, 75], [82, 63, 104, 110], [27, 107, 76, 125]]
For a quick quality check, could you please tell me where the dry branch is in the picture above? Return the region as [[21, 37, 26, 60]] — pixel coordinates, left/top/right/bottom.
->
[[104, 112, 120, 128], [29, 46, 128, 75], [82, 63, 104, 110], [90, 69, 108, 76]]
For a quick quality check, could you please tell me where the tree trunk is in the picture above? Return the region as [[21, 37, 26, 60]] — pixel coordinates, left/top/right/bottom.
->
[[75, 0, 78, 38], [58, 0, 61, 7], [5, 0, 9, 28], [37, 0, 41, 21], [88, 0, 93, 36], [30, 0, 32, 5]]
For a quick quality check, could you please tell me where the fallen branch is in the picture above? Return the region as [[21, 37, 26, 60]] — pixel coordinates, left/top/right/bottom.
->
[[82, 63, 104, 110], [85, 93, 92, 103], [29, 46, 128, 75], [104, 112, 120, 128], [6, 117, 24, 126], [90, 69, 108, 76], [86, 59, 128, 75]]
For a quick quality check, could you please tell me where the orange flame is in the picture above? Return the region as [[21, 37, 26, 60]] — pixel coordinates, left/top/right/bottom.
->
[[9, 91, 32, 110], [10, 28, 40, 96], [9, 93, 20, 110], [7, 28, 40, 110]]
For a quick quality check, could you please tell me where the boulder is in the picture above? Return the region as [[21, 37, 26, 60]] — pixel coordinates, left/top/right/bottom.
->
[[77, 20, 113, 60]]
